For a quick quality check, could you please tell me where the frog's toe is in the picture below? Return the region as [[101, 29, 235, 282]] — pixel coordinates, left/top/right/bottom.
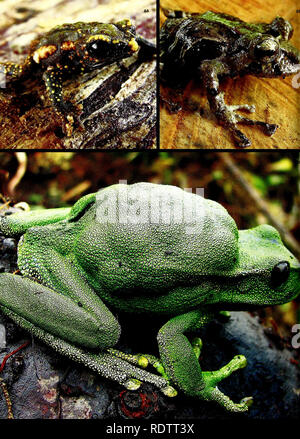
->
[[191, 337, 202, 360], [228, 104, 255, 113], [161, 385, 178, 397], [231, 128, 252, 148], [124, 378, 142, 390], [207, 388, 252, 412], [261, 122, 278, 136], [107, 348, 149, 368], [203, 354, 247, 384], [235, 114, 278, 137], [218, 311, 231, 322]]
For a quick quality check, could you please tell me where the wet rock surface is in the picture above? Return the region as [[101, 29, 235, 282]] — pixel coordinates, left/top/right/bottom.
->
[[0, 205, 299, 419]]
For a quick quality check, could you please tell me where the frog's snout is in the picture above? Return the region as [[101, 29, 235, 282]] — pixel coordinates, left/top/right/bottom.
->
[[279, 44, 300, 75]]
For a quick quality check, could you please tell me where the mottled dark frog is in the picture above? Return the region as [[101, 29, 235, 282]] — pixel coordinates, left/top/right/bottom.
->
[[0, 20, 155, 136], [160, 10, 300, 147]]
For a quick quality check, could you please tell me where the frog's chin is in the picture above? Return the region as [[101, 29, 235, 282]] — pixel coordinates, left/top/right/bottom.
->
[[90, 52, 133, 70]]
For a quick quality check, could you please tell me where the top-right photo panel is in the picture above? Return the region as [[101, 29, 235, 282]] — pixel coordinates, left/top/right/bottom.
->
[[159, 0, 300, 149]]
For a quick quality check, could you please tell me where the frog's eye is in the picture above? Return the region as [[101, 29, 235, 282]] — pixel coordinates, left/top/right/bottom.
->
[[87, 40, 115, 57], [254, 38, 279, 59], [271, 261, 290, 287]]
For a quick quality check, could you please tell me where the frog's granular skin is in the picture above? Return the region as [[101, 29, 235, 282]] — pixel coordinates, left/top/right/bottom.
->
[[0, 195, 299, 418], [0, 20, 155, 137]]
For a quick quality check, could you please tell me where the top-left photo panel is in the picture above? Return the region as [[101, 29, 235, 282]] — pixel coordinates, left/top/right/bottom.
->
[[0, 0, 156, 149]]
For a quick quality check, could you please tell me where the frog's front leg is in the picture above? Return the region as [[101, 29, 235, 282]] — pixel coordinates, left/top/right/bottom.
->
[[200, 61, 278, 148], [157, 310, 252, 412], [43, 67, 82, 136]]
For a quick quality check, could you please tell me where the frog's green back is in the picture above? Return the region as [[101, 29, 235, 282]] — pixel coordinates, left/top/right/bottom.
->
[[75, 183, 239, 293]]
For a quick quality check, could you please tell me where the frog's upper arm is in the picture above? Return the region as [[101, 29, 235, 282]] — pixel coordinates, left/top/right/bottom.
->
[[67, 192, 97, 221]]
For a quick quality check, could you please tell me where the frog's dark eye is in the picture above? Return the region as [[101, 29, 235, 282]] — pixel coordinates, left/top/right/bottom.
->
[[271, 261, 290, 287], [254, 38, 279, 58], [87, 40, 115, 57]]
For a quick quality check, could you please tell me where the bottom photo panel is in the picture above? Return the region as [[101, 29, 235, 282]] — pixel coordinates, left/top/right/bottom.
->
[[0, 151, 299, 423]]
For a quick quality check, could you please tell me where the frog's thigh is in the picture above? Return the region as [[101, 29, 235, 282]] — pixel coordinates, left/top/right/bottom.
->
[[157, 310, 212, 395], [0, 273, 120, 350]]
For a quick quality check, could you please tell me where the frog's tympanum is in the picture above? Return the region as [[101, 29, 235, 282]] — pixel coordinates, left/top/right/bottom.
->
[[0, 183, 299, 412], [0, 20, 155, 135], [160, 10, 300, 148]]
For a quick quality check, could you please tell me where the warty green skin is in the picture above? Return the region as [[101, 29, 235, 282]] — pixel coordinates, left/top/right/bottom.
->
[[0, 183, 299, 413]]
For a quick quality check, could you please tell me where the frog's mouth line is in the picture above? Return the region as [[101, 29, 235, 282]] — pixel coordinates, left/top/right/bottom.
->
[[88, 50, 137, 70]]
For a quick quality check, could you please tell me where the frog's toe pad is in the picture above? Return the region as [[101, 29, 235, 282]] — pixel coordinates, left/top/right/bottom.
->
[[240, 396, 254, 408], [124, 378, 142, 390], [232, 128, 252, 148], [262, 123, 278, 136], [161, 385, 178, 397]]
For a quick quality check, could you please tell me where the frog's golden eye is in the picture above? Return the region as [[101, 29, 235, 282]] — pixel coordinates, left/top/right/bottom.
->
[[271, 261, 290, 287], [254, 38, 279, 58]]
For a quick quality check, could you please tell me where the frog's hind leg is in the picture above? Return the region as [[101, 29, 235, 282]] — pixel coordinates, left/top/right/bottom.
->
[[200, 61, 278, 148], [0, 273, 172, 393], [0, 304, 171, 393], [210, 93, 278, 147], [0, 279, 172, 394]]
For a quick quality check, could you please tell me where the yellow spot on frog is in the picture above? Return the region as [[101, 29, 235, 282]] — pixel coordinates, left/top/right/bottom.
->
[[61, 41, 76, 51], [33, 45, 57, 63], [87, 34, 111, 43], [128, 38, 139, 52]]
